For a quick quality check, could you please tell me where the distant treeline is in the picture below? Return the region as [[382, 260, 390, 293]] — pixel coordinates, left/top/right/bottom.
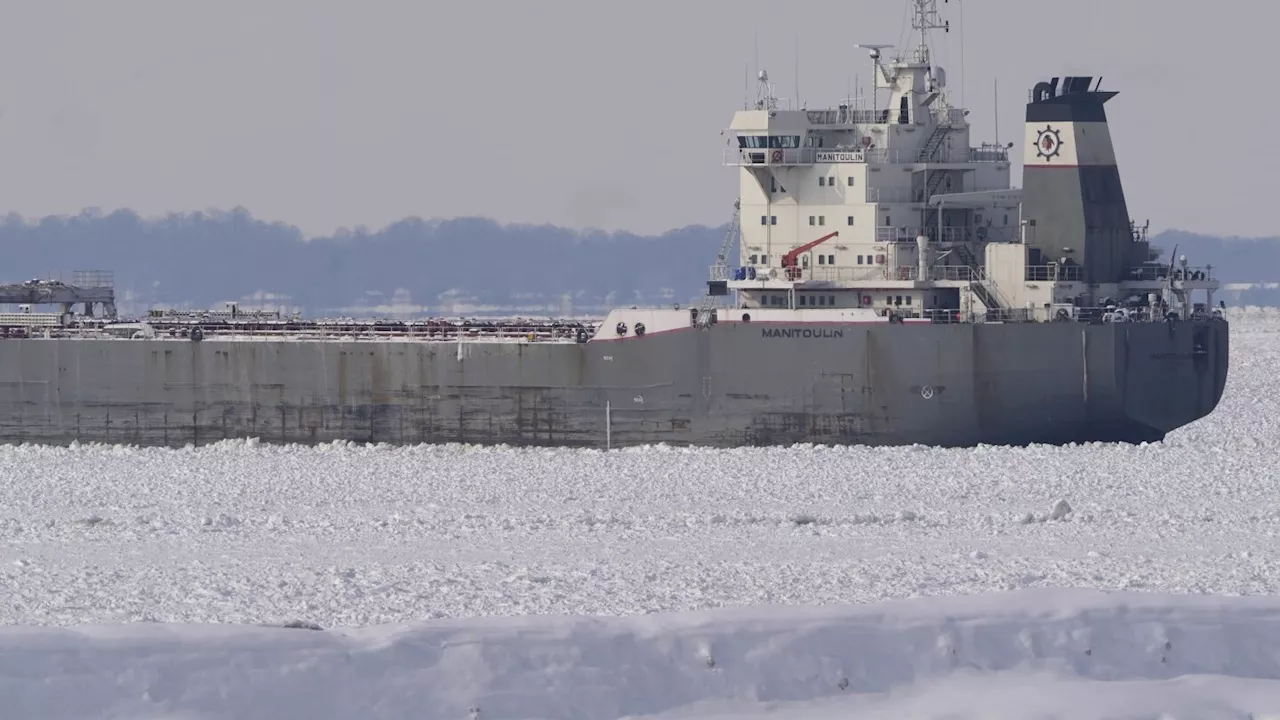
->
[[0, 208, 1274, 315]]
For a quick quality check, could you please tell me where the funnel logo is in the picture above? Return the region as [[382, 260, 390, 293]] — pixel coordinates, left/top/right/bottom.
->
[[1036, 125, 1064, 160]]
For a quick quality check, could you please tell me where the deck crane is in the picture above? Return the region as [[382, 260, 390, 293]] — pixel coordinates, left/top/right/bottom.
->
[[703, 201, 741, 300], [781, 231, 839, 280], [696, 201, 742, 326]]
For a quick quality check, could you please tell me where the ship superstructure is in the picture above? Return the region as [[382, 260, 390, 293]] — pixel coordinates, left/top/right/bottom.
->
[[711, 0, 1218, 326]]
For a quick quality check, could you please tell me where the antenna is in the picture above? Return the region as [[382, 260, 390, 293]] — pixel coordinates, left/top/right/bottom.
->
[[994, 79, 999, 146], [795, 33, 800, 110], [958, 0, 966, 110], [755, 69, 778, 112], [910, 0, 950, 67]]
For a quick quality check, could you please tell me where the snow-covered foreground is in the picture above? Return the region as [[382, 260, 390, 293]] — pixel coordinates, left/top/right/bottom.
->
[[6, 589, 1280, 719], [0, 311, 1277, 718]]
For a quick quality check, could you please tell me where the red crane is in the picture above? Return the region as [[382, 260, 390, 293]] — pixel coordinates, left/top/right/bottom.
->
[[781, 231, 839, 280]]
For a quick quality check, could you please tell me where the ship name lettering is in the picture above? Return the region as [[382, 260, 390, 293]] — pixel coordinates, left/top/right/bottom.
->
[[761, 327, 844, 339], [815, 150, 865, 163]]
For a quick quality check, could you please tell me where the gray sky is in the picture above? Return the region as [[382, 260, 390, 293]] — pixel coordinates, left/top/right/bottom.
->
[[0, 0, 1270, 239]]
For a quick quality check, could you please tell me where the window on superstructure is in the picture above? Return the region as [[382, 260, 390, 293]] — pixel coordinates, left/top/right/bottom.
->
[[827, 254, 834, 265], [829, 176, 836, 186], [819, 216, 825, 226], [809, 216, 816, 226], [847, 177, 855, 186], [847, 216, 854, 226], [905, 296, 912, 305], [770, 177, 777, 193], [857, 255, 863, 265], [818, 255, 825, 265], [828, 295, 835, 305], [749, 254, 758, 264], [1004, 214, 1009, 225], [763, 254, 769, 264], [818, 296, 826, 306], [761, 215, 768, 225], [771, 216, 777, 225]]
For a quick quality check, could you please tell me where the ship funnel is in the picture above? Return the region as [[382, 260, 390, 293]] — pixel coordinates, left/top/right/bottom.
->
[[1021, 76, 1138, 285]]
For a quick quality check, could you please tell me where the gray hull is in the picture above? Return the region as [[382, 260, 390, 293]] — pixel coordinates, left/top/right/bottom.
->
[[0, 319, 1228, 448]]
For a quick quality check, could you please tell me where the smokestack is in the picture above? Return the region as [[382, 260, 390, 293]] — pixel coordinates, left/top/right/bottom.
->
[[1021, 76, 1134, 285]]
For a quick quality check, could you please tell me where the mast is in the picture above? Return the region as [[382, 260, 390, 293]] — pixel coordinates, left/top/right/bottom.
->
[[910, 0, 950, 102], [910, 0, 949, 66]]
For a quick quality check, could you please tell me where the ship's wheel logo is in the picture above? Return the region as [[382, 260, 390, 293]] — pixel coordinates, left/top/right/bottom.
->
[[1036, 125, 1064, 160]]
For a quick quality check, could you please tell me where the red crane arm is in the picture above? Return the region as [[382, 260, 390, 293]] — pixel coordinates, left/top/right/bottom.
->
[[781, 231, 839, 268]]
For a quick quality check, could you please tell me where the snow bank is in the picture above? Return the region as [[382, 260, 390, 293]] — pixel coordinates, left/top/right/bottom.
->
[[4, 588, 1280, 719]]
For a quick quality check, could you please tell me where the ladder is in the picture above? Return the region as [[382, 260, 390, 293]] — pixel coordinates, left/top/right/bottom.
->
[[916, 124, 952, 163], [952, 244, 1003, 311]]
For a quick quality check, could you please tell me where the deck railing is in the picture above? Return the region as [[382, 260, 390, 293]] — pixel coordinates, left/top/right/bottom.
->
[[725, 146, 979, 167], [0, 298, 1226, 342], [724, 264, 980, 284], [4, 319, 602, 343], [1025, 265, 1083, 282], [1125, 265, 1215, 282], [875, 226, 969, 243]]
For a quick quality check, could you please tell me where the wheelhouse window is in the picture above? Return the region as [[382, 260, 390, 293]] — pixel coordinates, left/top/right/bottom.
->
[[737, 135, 801, 148]]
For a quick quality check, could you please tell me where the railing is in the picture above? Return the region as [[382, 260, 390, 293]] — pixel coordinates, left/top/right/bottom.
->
[[725, 147, 813, 166], [726, 264, 979, 284], [803, 267, 898, 283], [876, 226, 969, 244], [72, 270, 115, 289], [29, 319, 604, 343], [725, 146, 983, 167], [865, 187, 918, 203], [806, 108, 886, 125], [933, 265, 981, 281], [1025, 265, 1084, 282], [961, 304, 1227, 325], [801, 106, 966, 127], [1125, 265, 1215, 282], [969, 146, 1010, 162]]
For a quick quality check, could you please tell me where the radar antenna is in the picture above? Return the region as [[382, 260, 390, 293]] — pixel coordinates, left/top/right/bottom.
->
[[754, 69, 778, 112], [854, 45, 892, 109]]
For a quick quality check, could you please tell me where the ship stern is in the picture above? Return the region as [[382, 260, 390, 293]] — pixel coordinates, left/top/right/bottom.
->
[[1113, 318, 1229, 441]]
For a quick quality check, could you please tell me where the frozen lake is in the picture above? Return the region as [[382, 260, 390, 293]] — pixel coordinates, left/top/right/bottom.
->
[[1, 311, 1277, 628]]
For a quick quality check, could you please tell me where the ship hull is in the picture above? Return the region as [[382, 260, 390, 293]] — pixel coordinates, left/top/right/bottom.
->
[[0, 319, 1228, 448]]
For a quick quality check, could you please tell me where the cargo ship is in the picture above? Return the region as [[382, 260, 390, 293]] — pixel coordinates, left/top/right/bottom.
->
[[0, 0, 1227, 448]]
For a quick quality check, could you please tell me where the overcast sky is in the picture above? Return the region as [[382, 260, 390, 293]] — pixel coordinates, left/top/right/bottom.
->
[[0, 0, 1270, 239]]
